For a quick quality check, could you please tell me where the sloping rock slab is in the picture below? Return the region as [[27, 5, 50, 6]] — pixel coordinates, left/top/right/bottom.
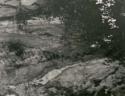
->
[[44, 58, 125, 96], [2, 58, 125, 96]]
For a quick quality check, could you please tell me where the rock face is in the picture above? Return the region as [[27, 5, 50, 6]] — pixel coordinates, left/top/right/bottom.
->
[[0, 0, 46, 20], [50, 59, 120, 87], [2, 58, 124, 96], [21, 0, 37, 6], [44, 59, 125, 96]]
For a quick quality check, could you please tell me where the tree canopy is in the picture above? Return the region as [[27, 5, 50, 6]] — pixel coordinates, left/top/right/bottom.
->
[[10, 0, 125, 62], [34, 0, 125, 61]]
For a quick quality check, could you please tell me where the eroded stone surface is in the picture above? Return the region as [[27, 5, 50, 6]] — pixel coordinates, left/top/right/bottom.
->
[[5, 58, 124, 96]]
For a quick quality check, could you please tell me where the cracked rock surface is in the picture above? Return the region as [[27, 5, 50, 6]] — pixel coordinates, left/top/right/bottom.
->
[[0, 58, 124, 96]]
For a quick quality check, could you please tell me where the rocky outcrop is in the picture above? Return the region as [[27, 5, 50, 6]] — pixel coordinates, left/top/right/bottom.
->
[[0, 0, 46, 20], [42, 59, 125, 96], [2, 58, 124, 96]]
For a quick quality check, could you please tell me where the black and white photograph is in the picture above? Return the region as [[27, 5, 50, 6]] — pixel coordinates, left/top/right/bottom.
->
[[0, 0, 124, 96]]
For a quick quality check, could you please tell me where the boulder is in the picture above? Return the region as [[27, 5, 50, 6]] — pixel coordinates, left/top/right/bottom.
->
[[34, 58, 125, 96], [0, 58, 125, 96]]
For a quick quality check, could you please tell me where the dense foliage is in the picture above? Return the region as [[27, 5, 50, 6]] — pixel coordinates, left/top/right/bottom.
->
[[47, 85, 114, 96], [36, 0, 125, 62], [13, 0, 125, 62], [7, 39, 25, 57]]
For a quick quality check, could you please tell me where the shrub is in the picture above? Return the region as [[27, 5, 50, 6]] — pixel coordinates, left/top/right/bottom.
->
[[43, 50, 64, 61], [7, 39, 25, 57], [47, 84, 115, 96], [47, 86, 94, 96]]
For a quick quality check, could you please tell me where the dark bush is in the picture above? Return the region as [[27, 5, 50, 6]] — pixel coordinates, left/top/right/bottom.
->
[[43, 50, 64, 61], [7, 39, 25, 57], [47, 84, 115, 96], [47, 87, 94, 96]]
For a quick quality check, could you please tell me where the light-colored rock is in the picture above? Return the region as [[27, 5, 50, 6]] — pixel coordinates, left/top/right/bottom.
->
[[39, 58, 124, 96], [21, 0, 37, 6], [0, 0, 46, 19], [0, 58, 124, 96]]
